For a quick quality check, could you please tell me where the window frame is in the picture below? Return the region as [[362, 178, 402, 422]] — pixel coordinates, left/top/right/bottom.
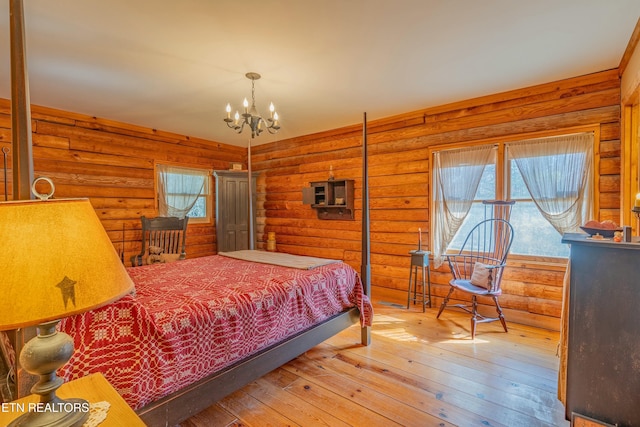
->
[[154, 162, 213, 225], [429, 125, 600, 262]]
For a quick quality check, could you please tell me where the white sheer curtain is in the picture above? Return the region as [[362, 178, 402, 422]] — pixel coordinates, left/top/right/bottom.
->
[[157, 164, 207, 218], [507, 133, 593, 235], [432, 145, 494, 267]]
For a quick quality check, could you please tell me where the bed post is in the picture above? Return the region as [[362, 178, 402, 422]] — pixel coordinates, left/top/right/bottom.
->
[[247, 135, 255, 250], [10, 0, 34, 198], [361, 112, 371, 346], [8, 0, 37, 399]]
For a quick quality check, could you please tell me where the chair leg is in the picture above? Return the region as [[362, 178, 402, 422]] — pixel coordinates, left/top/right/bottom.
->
[[492, 295, 508, 332], [436, 287, 455, 318], [426, 267, 432, 308], [406, 266, 413, 309], [470, 295, 478, 339], [407, 266, 417, 309]]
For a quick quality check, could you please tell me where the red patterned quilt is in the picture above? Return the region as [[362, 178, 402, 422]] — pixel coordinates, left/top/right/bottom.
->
[[58, 255, 372, 410]]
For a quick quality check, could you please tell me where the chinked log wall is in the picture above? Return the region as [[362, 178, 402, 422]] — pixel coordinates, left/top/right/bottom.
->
[[0, 101, 245, 262], [252, 69, 622, 331]]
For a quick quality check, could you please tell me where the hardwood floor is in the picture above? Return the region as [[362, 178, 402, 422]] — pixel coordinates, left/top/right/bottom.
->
[[180, 301, 568, 427]]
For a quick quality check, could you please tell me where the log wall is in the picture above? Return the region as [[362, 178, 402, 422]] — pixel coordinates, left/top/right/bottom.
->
[[252, 69, 622, 331], [0, 100, 245, 262], [0, 69, 622, 331]]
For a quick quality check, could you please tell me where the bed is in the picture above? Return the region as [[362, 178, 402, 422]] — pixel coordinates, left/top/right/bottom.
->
[[58, 251, 372, 426]]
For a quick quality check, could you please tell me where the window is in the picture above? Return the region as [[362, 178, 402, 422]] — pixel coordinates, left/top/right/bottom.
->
[[434, 132, 594, 261], [448, 161, 496, 250], [507, 159, 570, 257], [449, 159, 570, 257], [156, 164, 211, 223]]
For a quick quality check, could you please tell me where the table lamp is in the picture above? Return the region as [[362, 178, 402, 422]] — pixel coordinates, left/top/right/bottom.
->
[[0, 197, 134, 426]]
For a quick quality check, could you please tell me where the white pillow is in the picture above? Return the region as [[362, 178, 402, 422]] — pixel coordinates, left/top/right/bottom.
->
[[470, 262, 493, 290]]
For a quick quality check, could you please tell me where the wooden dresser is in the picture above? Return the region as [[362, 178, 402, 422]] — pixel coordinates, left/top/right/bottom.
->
[[562, 233, 640, 426]]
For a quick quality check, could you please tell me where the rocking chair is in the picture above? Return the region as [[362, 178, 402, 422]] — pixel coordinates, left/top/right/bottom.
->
[[436, 218, 514, 338], [131, 216, 189, 266]]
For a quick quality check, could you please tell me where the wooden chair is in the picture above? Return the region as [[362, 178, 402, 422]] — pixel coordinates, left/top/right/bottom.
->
[[436, 218, 514, 338], [131, 216, 189, 267]]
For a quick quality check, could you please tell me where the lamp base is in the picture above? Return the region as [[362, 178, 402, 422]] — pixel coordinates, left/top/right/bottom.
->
[[8, 397, 89, 427], [14, 321, 90, 427]]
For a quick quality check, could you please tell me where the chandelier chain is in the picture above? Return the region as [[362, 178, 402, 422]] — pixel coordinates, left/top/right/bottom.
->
[[251, 79, 256, 108]]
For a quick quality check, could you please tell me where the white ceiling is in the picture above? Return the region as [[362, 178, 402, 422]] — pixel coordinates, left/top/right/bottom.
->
[[1, 1, 639, 147]]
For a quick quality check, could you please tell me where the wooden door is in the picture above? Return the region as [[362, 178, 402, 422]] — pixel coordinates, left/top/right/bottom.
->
[[214, 171, 257, 252]]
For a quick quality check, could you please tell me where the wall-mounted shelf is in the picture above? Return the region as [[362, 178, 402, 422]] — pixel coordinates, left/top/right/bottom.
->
[[302, 179, 354, 220]]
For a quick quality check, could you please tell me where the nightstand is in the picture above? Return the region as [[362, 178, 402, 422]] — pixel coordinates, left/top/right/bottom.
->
[[0, 373, 145, 426]]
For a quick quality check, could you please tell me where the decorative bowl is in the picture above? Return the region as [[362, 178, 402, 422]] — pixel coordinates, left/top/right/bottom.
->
[[579, 226, 622, 238]]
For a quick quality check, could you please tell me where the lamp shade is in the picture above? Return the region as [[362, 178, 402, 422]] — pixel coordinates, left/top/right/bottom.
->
[[0, 198, 134, 330]]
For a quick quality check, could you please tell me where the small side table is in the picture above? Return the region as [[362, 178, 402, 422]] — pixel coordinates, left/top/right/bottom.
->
[[407, 250, 431, 312], [0, 373, 145, 426]]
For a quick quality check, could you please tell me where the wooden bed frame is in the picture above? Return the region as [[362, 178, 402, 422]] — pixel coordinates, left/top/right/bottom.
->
[[137, 308, 363, 425], [8, 3, 372, 423]]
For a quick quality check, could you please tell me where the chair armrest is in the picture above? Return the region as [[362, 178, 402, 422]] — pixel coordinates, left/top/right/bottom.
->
[[445, 254, 505, 282], [485, 263, 506, 270], [445, 254, 504, 267]]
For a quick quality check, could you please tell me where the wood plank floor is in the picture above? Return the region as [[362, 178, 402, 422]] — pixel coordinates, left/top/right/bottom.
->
[[180, 301, 569, 427]]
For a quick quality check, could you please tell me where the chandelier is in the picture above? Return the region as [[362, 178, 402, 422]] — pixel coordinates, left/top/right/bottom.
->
[[224, 72, 280, 138]]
